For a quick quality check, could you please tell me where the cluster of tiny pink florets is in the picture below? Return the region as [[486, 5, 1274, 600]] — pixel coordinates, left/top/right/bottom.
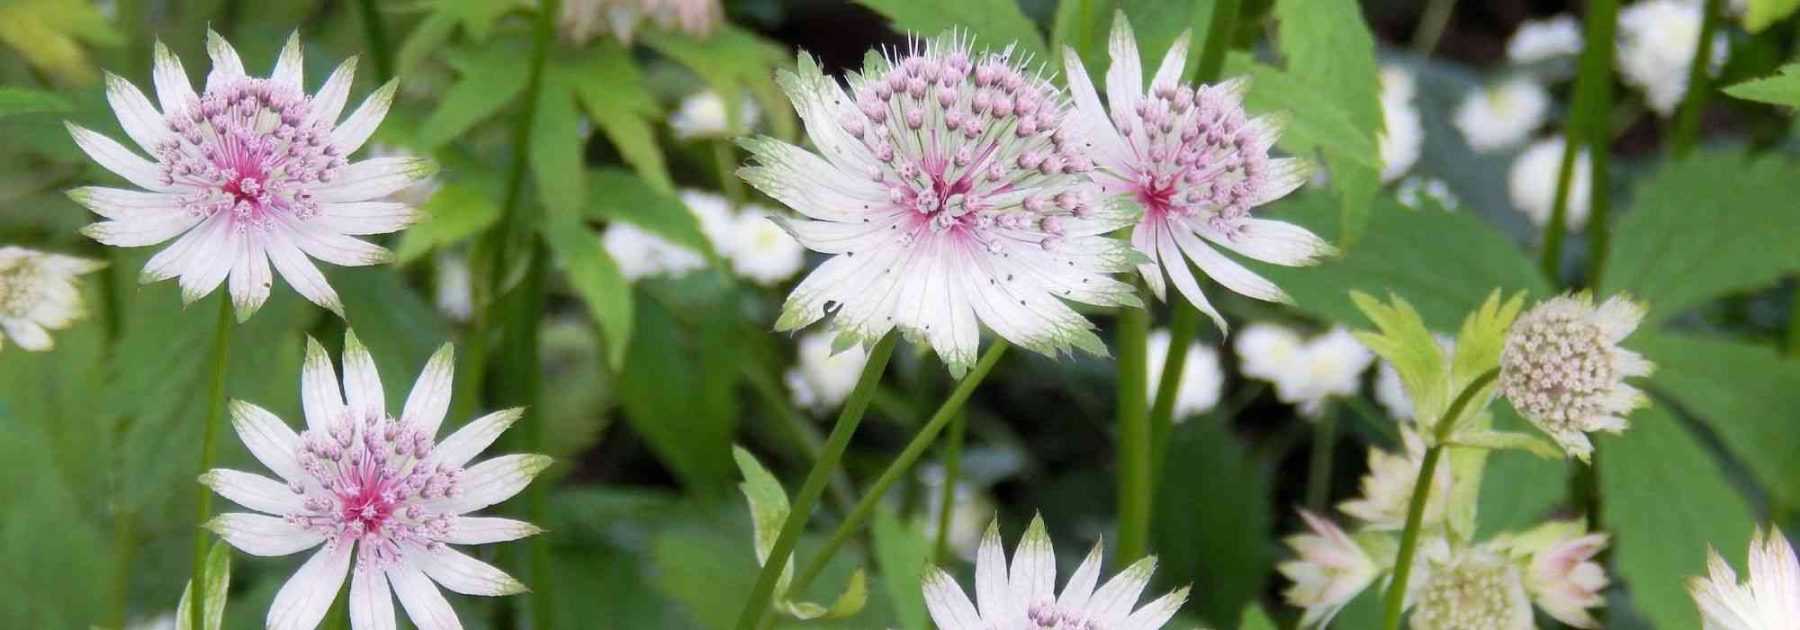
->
[[1120, 80, 1277, 237], [289, 413, 460, 570], [159, 78, 344, 231]]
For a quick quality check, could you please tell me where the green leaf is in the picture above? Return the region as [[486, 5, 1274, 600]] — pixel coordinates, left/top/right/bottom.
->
[[1349, 292, 1450, 428], [645, 26, 797, 141], [531, 73, 587, 214], [1257, 192, 1551, 330], [1601, 151, 1800, 324], [1725, 63, 1800, 106], [565, 44, 671, 191], [852, 0, 1048, 62], [394, 183, 502, 263], [417, 43, 531, 149], [1600, 405, 1757, 630], [0, 0, 121, 85], [1636, 332, 1800, 506], [1445, 430, 1561, 458], [1271, 0, 1383, 245], [175, 542, 232, 630], [1474, 409, 1571, 539], [0, 87, 70, 118], [1746, 0, 1800, 33], [540, 210, 633, 369], [871, 508, 929, 630], [583, 169, 713, 255], [333, 268, 454, 406], [1152, 418, 1273, 627], [781, 569, 869, 620], [1117, 0, 1216, 79], [395, 0, 531, 72], [1226, 57, 1380, 171], [1238, 603, 1277, 630], [1050, 0, 1110, 84], [616, 297, 737, 496], [732, 446, 791, 566]]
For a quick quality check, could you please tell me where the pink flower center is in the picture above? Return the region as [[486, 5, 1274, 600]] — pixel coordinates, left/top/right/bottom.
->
[[157, 78, 345, 232], [1117, 82, 1273, 234], [290, 413, 460, 567]]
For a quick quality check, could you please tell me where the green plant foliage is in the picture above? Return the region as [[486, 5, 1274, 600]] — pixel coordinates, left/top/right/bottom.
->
[[1152, 418, 1273, 627], [1726, 63, 1800, 105], [0, 0, 120, 85], [418, 42, 532, 149], [853, 0, 1048, 62], [645, 26, 797, 141], [174, 542, 232, 630], [871, 508, 928, 630], [583, 168, 713, 255], [1746, 0, 1800, 33], [616, 297, 737, 496], [0, 87, 71, 118], [393, 183, 502, 263], [1600, 405, 1757, 630], [1637, 332, 1800, 506], [395, 0, 533, 73], [1601, 151, 1800, 324], [541, 210, 633, 368], [1270, 0, 1383, 245], [560, 43, 672, 191]]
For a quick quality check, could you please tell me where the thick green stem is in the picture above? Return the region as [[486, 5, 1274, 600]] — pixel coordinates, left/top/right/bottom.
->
[[741, 362, 858, 514], [1409, 0, 1457, 56], [1304, 405, 1338, 512], [354, 0, 395, 83], [732, 334, 900, 630], [188, 297, 234, 630], [1190, 0, 1242, 83], [1540, 0, 1619, 283], [1148, 296, 1199, 485], [933, 411, 967, 563], [1382, 368, 1499, 630], [1670, 0, 1722, 158], [785, 342, 1010, 599], [1115, 304, 1152, 567]]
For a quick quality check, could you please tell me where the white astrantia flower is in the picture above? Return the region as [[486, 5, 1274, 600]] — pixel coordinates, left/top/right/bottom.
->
[[1338, 428, 1453, 531], [724, 205, 806, 285], [785, 330, 870, 413], [1145, 328, 1224, 420], [922, 516, 1188, 629], [1454, 77, 1550, 152], [0, 247, 105, 352], [1520, 527, 1610, 628], [914, 467, 998, 561], [1689, 527, 1800, 630], [1236, 322, 1305, 384], [1379, 65, 1423, 183], [202, 331, 547, 630], [740, 33, 1143, 376], [1410, 546, 1535, 630], [1279, 510, 1379, 629], [126, 611, 177, 630], [1509, 137, 1592, 232], [1062, 15, 1332, 331], [1500, 293, 1652, 461], [1238, 324, 1374, 418], [67, 32, 430, 320], [602, 222, 707, 282], [671, 89, 761, 140], [1619, 0, 1729, 115], [433, 251, 472, 323], [559, 0, 721, 45], [1508, 15, 1585, 64]]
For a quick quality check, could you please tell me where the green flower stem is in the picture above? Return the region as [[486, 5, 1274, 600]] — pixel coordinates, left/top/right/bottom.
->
[[189, 296, 234, 630], [933, 411, 967, 563], [1409, 0, 1457, 56], [1304, 404, 1338, 512], [1540, 0, 1619, 282], [715, 139, 747, 205], [354, 0, 394, 83], [784, 341, 1010, 600], [1670, 0, 1722, 158], [1382, 368, 1499, 630], [732, 333, 900, 630], [740, 361, 858, 514], [1115, 303, 1152, 567], [1190, 0, 1242, 83], [1148, 303, 1199, 481]]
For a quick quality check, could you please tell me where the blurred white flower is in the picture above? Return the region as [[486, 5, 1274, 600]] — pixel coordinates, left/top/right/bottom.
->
[[1237, 324, 1372, 418], [559, 0, 721, 44], [1411, 546, 1535, 629], [433, 251, 472, 323], [1279, 510, 1379, 629], [1524, 527, 1610, 628], [1236, 322, 1307, 383], [1395, 177, 1461, 211], [913, 467, 996, 561], [741, 35, 1140, 376], [1508, 15, 1585, 64], [670, 90, 760, 140], [1065, 16, 1331, 331], [1379, 66, 1423, 183], [922, 516, 1188, 629], [1454, 77, 1550, 152], [1509, 137, 1591, 232], [67, 32, 427, 319], [1688, 527, 1800, 630], [784, 331, 869, 413], [1618, 0, 1728, 116], [1146, 328, 1225, 421], [126, 612, 176, 630], [0, 247, 104, 352], [1500, 293, 1652, 461], [203, 332, 545, 630], [723, 206, 805, 285], [1338, 428, 1453, 531], [602, 222, 706, 282]]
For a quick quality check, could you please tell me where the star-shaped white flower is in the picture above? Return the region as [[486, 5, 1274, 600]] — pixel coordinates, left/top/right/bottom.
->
[[203, 331, 547, 630], [922, 516, 1188, 629], [1499, 293, 1652, 461], [66, 31, 431, 320], [0, 246, 105, 352], [1688, 527, 1800, 630], [1279, 510, 1380, 629]]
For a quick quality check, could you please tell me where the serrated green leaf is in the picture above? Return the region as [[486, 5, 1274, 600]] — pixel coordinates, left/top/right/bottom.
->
[[853, 0, 1048, 63], [1226, 56, 1380, 170], [1600, 405, 1756, 630], [1746, 0, 1800, 33], [1725, 63, 1800, 106], [1601, 151, 1800, 323], [583, 169, 713, 255], [1636, 332, 1800, 506], [1349, 291, 1449, 428], [1271, 0, 1383, 245], [0, 87, 71, 118], [564, 43, 672, 192], [871, 508, 929, 630], [731, 446, 791, 565], [541, 211, 633, 369], [417, 44, 531, 149], [394, 183, 502, 263], [395, 0, 531, 72]]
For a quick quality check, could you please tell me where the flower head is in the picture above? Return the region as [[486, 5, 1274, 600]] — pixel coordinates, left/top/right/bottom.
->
[[1410, 547, 1535, 630], [1279, 510, 1380, 628], [741, 33, 1141, 376], [724, 205, 806, 285], [1379, 66, 1423, 183], [602, 222, 706, 282], [1146, 328, 1224, 420], [671, 89, 760, 140], [1499, 293, 1652, 460], [202, 331, 547, 630], [1063, 15, 1329, 331], [67, 32, 428, 320], [1508, 15, 1585, 64], [1454, 77, 1550, 152], [0, 247, 105, 352], [1339, 428, 1453, 530], [1524, 529, 1610, 628], [559, 0, 721, 44], [1237, 324, 1373, 418], [1688, 527, 1800, 630], [785, 331, 870, 413], [922, 516, 1188, 629], [1619, 0, 1728, 115], [1509, 137, 1591, 231]]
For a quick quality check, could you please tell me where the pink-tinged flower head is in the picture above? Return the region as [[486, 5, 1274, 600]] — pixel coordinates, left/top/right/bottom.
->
[[203, 331, 546, 630], [1499, 293, 1652, 461], [740, 34, 1142, 376], [0, 247, 105, 352], [1689, 527, 1800, 630], [1526, 530, 1610, 628], [67, 32, 431, 320], [1279, 510, 1379, 628], [1338, 428, 1453, 531], [1062, 15, 1333, 331]]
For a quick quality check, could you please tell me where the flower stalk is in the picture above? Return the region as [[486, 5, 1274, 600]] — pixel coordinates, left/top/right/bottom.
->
[[1670, 0, 1723, 158], [933, 410, 967, 563], [733, 333, 900, 630], [188, 296, 234, 630], [1305, 405, 1338, 511], [1540, 0, 1618, 283], [1382, 367, 1499, 630], [1115, 303, 1152, 566]]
